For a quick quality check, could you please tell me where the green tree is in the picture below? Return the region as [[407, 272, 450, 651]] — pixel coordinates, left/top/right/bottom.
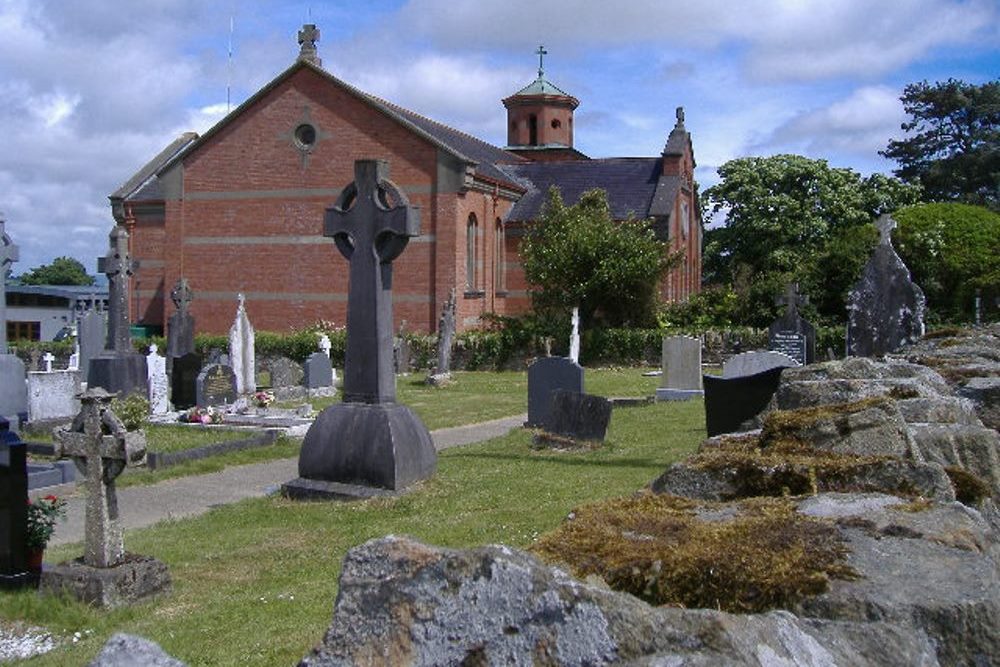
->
[[19, 256, 95, 286], [894, 202, 1000, 322], [702, 154, 920, 325], [880, 79, 1000, 210], [520, 187, 680, 328]]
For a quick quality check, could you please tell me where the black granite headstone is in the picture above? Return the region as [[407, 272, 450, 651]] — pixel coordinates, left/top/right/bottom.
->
[[703, 366, 786, 437], [544, 390, 612, 442], [304, 352, 333, 389], [0, 418, 29, 587], [768, 283, 815, 365], [526, 357, 584, 427], [196, 363, 236, 406], [166, 278, 195, 360], [847, 215, 926, 357], [171, 353, 202, 409]]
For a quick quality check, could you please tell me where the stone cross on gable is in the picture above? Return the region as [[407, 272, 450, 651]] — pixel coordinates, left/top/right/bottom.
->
[[776, 283, 808, 317], [97, 225, 138, 353], [297, 23, 321, 66], [54, 388, 145, 568], [0, 217, 18, 354], [324, 159, 420, 403], [876, 213, 897, 246], [170, 278, 194, 313]]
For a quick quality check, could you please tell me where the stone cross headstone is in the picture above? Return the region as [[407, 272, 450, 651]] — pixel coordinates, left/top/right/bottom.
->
[[0, 424, 29, 585], [287, 159, 436, 497], [53, 389, 145, 568], [166, 278, 196, 360], [569, 307, 581, 364], [146, 344, 168, 415], [0, 216, 18, 355], [655, 335, 703, 401], [88, 227, 147, 397], [526, 357, 584, 427], [768, 283, 816, 365], [42, 353, 55, 373], [195, 363, 237, 407], [436, 289, 457, 376], [229, 294, 255, 394], [847, 214, 926, 357]]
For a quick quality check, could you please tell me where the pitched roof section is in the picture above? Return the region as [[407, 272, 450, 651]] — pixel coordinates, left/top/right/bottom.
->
[[500, 158, 668, 222], [510, 76, 574, 98], [111, 132, 198, 201], [127, 61, 526, 198]]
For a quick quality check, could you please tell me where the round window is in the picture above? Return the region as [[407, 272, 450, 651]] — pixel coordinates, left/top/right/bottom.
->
[[551, 118, 561, 129], [294, 123, 317, 149]]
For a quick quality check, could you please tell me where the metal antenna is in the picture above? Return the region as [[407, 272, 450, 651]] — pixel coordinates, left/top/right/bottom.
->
[[226, 14, 235, 113]]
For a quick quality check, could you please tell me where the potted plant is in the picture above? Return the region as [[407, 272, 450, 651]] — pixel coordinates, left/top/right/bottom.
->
[[26, 495, 67, 571]]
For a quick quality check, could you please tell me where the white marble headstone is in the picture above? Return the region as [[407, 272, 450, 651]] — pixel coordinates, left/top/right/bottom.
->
[[146, 343, 169, 414], [569, 307, 580, 364], [229, 294, 256, 394], [42, 352, 55, 373], [27, 369, 82, 421]]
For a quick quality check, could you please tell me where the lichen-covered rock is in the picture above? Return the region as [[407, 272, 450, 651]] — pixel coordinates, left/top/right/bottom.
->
[[302, 535, 941, 667], [894, 395, 983, 425], [87, 633, 186, 667], [957, 376, 1000, 432], [908, 423, 1000, 496]]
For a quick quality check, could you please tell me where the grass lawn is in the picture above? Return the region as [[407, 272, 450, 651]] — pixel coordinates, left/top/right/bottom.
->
[[0, 372, 703, 666]]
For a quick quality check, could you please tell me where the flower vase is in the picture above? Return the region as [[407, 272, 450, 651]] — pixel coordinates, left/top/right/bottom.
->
[[26, 548, 44, 573]]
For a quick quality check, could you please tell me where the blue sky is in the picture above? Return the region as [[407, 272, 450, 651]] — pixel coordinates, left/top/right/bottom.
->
[[1, 0, 997, 274]]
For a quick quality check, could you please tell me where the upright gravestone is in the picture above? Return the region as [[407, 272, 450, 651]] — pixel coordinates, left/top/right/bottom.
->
[[768, 283, 816, 365], [0, 421, 30, 588], [542, 389, 611, 444], [847, 215, 926, 357], [77, 306, 106, 378], [43, 389, 170, 607], [0, 217, 27, 429], [394, 322, 411, 374], [268, 357, 300, 388], [568, 306, 581, 364], [722, 350, 799, 379], [166, 279, 200, 408], [87, 226, 148, 397], [304, 352, 334, 389], [171, 353, 201, 410], [435, 290, 457, 374], [526, 357, 584, 428], [229, 294, 255, 395], [27, 368, 82, 421], [195, 363, 237, 407], [704, 366, 787, 437], [655, 335, 703, 401], [146, 344, 168, 415], [285, 160, 436, 499]]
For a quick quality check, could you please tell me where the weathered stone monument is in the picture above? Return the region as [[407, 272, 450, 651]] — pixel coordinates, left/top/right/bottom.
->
[[87, 226, 148, 397], [655, 335, 703, 400], [847, 214, 926, 357], [0, 217, 27, 428], [426, 290, 456, 385], [229, 294, 255, 395], [0, 421, 30, 588], [526, 357, 584, 428], [285, 160, 436, 498], [43, 388, 170, 607], [77, 303, 106, 378], [27, 367, 82, 422], [568, 306, 581, 364], [768, 283, 816, 365], [146, 344, 169, 415]]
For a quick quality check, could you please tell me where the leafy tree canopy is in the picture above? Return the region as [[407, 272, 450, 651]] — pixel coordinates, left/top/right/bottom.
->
[[881, 79, 1000, 210], [702, 154, 920, 326], [520, 187, 681, 328], [18, 256, 95, 286], [894, 202, 1000, 322]]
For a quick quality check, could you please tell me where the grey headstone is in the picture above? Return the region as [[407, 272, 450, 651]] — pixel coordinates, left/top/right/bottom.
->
[[77, 308, 107, 376], [287, 160, 436, 497], [0, 428, 29, 583], [97, 225, 137, 354], [268, 357, 301, 388], [722, 351, 799, 379], [170, 353, 201, 409], [229, 294, 255, 394], [847, 215, 926, 357], [146, 345, 168, 415], [527, 357, 584, 427], [304, 352, 333, 389], [655, 335, 703, 401], [768, 283, 816, 365], [436, 289, 456, 374], [27, 370, 82, 421], [166, 278, 195, 360], [0, 355, 27, 427], [196, 363, 236, 406], [543, 390, 611, 442]]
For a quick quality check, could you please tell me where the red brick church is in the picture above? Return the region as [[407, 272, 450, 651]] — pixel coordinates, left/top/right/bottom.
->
[[111, 25, 701, 335]]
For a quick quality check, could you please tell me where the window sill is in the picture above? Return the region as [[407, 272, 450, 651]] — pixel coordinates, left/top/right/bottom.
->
[[463, 290, 485, 299]]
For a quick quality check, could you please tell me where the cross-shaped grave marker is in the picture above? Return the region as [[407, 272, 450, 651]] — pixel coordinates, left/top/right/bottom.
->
[[170, 278, 193, 314], [0, 217, 18, 354], [54, 388, 145, 568], [775, 282, 809, 317], [42, 352, 55, 373], [324, 159, 420, 403], [97, 226, 138, 354]]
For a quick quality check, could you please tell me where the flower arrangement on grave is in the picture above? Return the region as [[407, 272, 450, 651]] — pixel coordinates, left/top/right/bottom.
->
[[179, 406, 224, 425], [26, 495, 67, 551], [252, 390, 275, 408]]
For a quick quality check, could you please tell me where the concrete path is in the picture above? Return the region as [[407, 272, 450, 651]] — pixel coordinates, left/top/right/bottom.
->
[[47, 413, 526, 547]]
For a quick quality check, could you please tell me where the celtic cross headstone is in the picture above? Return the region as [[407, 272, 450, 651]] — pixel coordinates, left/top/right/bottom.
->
[[768, 282, 815, 365], [286, 160, 436, 498]]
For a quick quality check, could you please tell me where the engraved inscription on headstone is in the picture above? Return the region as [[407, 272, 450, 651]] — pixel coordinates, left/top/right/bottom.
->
[[196, 364, 236, 407], [768, 283, 815, 366]]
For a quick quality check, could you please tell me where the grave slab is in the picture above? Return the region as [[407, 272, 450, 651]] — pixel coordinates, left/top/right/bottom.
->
[[526, 357, 584, 427]]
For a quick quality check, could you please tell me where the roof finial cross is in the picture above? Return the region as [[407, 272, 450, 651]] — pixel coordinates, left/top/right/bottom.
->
[[536, 45, 548, 78]]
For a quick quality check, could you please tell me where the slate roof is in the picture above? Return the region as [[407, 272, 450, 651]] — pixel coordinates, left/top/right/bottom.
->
[[111, 132, 198, 201], [508, 75, 575, 99], [500, 158, 672, 223]]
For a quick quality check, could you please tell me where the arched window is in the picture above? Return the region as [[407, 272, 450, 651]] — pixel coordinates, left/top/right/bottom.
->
[[466, 213, 478, 291], [494, 218, 506, 293], [528, 114, 538, 146]]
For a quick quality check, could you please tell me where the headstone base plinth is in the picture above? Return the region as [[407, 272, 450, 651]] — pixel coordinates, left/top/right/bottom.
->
[[293, 402, 436, 492], [655, 388, 704, 401], [87, 353, 148, 397], [39, 553, 171, 608], [281, 477, 402, 501], [0, 570, 35, 590]]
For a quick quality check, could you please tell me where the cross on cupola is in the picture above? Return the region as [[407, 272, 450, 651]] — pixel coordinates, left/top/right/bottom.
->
[[536, 45, 548, 78]]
